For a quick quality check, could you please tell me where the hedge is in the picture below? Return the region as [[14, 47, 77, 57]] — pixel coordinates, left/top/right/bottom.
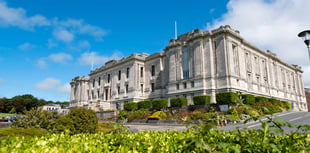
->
[[193, 95, 211, 105], [137, 100, 152, 109], [124, 102, 138, 111], [241, 94, 255, 105], [216, 92, 238, 105], [170, 97, 188, 107], [255, 96, 269, 103], [152, 99, 168, 110], [281, 101, 292, 110]]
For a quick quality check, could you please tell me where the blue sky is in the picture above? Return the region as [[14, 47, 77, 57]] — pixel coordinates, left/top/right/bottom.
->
[[0, 0, 309, 101]]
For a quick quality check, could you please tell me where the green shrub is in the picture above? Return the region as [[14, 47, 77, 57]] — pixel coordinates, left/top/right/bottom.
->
[[281, 101, 292, 110], [216, 92, 238, 105], [255, 96, 269, 103], [0, 128, 48, 138], [11, 108, 54, 129], [170, 97, 188, 107], [127, 109, 151, 121], [241, 94, 255, 105], [152, 99, 168, 110], [117, 110, 128, 120], [269, 98, 278, 103], [137, 100, 152, 109], [253, 101, 280, 114], [124, 102, 138, 111], [52, 107, 98, 135], [147, 111, 167, 120], [193, 95, 211, 105]]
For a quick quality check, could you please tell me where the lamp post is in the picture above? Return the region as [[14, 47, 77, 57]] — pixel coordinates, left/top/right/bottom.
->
[[298, 30, 310, 60]]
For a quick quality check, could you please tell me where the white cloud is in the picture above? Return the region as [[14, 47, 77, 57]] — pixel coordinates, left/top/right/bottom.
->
[[207, 0, 310, 87], [78, 51, 123, 67], [0, 1, 50, 30], [57, 83, 71, 93], [35, 78, 71, 94], [55, 19, 107, 41], [18, 42, 33, 50], [35, 78, 60, 90], [37, 58, 47, 69], [47, 39, 58, 48], [48, 52, 72, 63], [53, 29, 74, 43], [78, 40, 90, 49]]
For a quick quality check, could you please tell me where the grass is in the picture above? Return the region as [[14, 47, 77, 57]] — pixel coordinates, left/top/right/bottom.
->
[[98, 121, 115, 133], [0, 113, 16, 118], [0, 128, 49, 139]]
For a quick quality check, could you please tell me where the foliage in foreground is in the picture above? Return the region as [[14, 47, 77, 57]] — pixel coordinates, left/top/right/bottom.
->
[[1, 117, 310, 153], [0, 128, 48, 139]]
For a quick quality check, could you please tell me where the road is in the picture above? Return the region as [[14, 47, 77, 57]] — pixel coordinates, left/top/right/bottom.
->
[[219, 111, 310, 133], [125, 111, 310, 133]]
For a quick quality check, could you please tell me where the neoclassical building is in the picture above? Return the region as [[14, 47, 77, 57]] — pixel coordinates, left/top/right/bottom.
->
[[70, 25, 307, 111]]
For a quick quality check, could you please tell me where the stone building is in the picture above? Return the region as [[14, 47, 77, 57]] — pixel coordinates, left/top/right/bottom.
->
[[70, 25, 307, 111]]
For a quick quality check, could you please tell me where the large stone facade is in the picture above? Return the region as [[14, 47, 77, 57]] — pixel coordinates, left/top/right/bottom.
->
[[70, 25, 307, 111]]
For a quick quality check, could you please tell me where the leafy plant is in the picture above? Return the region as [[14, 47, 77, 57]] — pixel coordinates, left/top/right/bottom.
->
[[123, 102, 138, 111], [241, 94, 255, 105], [170, 97, 187, 107], [137, 100, 152, 109], [193, 95, 211, 105], [152, 99, 168, 110], [216, 92, 238, 105]]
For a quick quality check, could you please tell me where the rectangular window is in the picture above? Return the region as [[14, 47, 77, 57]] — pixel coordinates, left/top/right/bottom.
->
[[126, 84, 128, 93], [151, 83, 155, 92], [151, 65, 155, 76], [140, 67, 144, 77], [97, 90, 100, 99], [117, 86, 120, 95], [191, 81, 194, 88], [183, 82, 187, 89], [232, 44, 239, 75], [108, 74, 110, 83], [93, 79, 95, 87], [182, 46, 189, 79], [126, 68, 129, 78], [183, 94, 187, 98], [176, 84, 179, 90], [118, 70, 121, 80], [141, 84, 143, 93], [98, 77, 101, 86], [105, 89, 108, 100]]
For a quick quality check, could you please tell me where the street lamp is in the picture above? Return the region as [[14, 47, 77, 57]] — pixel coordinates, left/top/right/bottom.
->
[[298, 30, 310, 60]]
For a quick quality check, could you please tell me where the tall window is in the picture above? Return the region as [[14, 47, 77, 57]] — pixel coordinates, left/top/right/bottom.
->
[[126, 84, 129, 93], [245, 52, 251, 72], [98, 77, 101, 86], [93, 79, 95, 87], [151, 83, 155, 92], [151, 65, 155, 76], [117, 86, 120, 95], [254, 56, 259, 75], [182, 46, 189, 79], [118, 70, 121, 80], [232, 44, 239, 75], [126, 68, 130, 78], [191, 81, 195, 88], [97, 90, 100, 99], [140, 67, 144, 77], [105, 89, 108, 100], [140, 84, 143, 93], [108, 74, 110, 83], [176, 84, 179, 90], [183, 82, 187, 89]]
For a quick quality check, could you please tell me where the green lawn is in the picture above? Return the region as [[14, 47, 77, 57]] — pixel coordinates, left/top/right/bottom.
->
[[0, 113, 16, 118]]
